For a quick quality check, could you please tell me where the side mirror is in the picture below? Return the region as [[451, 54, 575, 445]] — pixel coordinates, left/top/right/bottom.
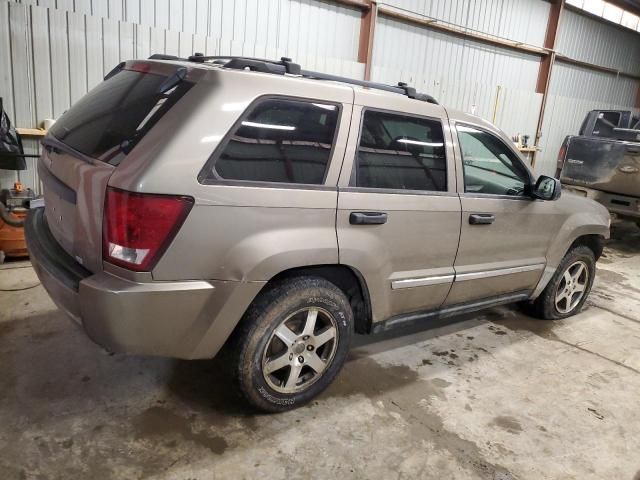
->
[[532, 175, 561, 201]]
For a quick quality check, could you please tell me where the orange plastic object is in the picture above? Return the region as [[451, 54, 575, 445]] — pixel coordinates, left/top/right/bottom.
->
[[0, 210, 28, 258], [14, 181, 24, 193]]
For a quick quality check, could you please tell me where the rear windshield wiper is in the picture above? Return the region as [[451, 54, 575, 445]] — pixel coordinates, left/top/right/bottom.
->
[[157, 67, 187, 94]]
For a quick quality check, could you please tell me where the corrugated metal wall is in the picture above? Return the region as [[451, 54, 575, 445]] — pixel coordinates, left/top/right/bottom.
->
[[556, 9, 640, 76], [0, 0, 364, 190], [536, 9, 640, 176], [371, 13, 543, 142], [12, 0, 363, 68], [377, 0, 550, 47]]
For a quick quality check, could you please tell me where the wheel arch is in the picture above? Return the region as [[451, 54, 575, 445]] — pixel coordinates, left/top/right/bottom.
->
[[531, 229, 607, 300], [568, 234, 605, 261], [266, 264, 373, 335]]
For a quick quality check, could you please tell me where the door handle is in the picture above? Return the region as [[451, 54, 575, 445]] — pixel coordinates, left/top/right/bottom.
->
[[349, 211, 388, 225], [469, 213, 495, 225]]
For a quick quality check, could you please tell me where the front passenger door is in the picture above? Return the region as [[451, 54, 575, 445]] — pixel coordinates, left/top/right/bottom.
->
[[445, 124, 560, 306]]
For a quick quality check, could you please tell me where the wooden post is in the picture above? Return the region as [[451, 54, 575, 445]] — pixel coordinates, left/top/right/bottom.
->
[[358, 1, 377, 81]]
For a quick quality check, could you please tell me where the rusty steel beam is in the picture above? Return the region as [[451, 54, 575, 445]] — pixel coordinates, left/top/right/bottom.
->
[[536, 0, 564, 94], [331, 0, 370, 10], [377, 5, 549, 57], [358, 1, 378, 80], [532, 0, 565, 168], [556, 54, 640, 81]]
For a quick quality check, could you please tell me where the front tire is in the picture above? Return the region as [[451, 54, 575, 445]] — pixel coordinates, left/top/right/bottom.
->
[[231, 276, 353, 412], [524, 245, 596, 320]]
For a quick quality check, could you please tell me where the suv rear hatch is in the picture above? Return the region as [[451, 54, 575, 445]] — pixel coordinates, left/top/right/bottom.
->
[[39, 60, 195, 273], [560, 135, 640, 197]]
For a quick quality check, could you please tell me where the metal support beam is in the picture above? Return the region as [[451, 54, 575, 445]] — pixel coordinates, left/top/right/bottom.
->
[[331, 0, 370, 10], [532, 0, 564, 169], [556, 54, 640, 81], [536, 1, 563, 94], [377, 5, 549, 57], [358, 1, 377, 80]]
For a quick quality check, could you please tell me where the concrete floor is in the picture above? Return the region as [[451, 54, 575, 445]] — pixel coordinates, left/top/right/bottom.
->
[[1, 222, 640, 480]]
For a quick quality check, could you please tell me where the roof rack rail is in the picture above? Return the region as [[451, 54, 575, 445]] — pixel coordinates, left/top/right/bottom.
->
[[147, 53, 439, 105], [148, 54, 182, 61], [300, 71, 439, 105], [187, 53, 302, 75]]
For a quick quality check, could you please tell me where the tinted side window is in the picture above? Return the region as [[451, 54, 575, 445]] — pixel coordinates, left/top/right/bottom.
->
[[355, 110, 447, 192], [208, 99, 339, 185], [457, 125, 530, 196]]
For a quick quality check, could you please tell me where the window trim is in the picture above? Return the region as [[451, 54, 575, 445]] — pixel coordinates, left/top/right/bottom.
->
[[455, 122, 535, 199], [197, 94, 343, 187], [349, 107, 450, 194]]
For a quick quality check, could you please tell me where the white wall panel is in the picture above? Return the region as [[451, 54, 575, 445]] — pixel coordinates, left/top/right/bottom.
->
[[102, 17, 120, 77], [9, 4, 33, 127], [49, 8, 70, 117], [31, 6, 52, 122], [557, 9, 640, 76], [8, 0, 362, 62], [108, 0, 123, 21], [85, 14, 104, 87], [69, 12, 88, 104], [91, 0, 108, 18], [372, 15, 543, 141], [0, 2, 14, 122], [379, 0, 551, 47]]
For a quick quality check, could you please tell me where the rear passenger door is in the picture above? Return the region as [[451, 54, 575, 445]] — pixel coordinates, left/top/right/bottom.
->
[[336, 105, 462, 323]]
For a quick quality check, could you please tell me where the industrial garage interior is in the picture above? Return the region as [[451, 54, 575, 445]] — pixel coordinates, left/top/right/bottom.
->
[[1, 0, 640, 478]]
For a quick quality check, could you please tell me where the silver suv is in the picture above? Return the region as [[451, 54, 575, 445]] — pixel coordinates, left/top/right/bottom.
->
[[26, 56, 610, 412]]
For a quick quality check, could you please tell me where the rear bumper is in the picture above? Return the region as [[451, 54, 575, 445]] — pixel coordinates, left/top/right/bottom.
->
[[26, 208, 264, 359], [563, 185, 640, 219]]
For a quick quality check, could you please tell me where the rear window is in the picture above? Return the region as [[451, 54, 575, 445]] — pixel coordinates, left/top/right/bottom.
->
[[49, 69, 192, 165], [200, 97, 340, 185], [593, 111, 621, 138]]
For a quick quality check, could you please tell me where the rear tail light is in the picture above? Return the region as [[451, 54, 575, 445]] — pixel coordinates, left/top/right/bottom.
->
[[557, 144, 567, 162], [103, 187, 194, 272]]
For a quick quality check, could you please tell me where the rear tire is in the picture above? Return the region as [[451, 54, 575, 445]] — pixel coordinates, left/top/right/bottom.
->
[[231, 276, 353, 413], [523, 245, 596, 320]]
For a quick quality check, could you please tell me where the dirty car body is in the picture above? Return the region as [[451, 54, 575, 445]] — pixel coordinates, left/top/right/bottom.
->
[[557, 109, 640, 222], [26, 56, 610, 411]]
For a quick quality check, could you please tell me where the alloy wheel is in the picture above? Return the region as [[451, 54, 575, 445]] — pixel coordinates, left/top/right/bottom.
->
[[261, 307, 339, 394], [555, 260, 589, 314]]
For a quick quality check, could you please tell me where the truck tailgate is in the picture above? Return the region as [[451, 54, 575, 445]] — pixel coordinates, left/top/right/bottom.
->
[[561, 135, 640, 197]]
